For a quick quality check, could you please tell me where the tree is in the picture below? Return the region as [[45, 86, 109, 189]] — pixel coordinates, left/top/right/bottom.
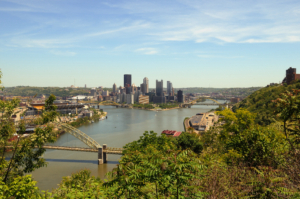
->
[[0, 70, 58, 197], [174, 132, 203, 154], [273, 89, 300, 151]]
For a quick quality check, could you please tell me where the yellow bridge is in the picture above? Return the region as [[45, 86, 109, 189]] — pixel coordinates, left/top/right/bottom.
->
[[6, 122, 124, 164], [182, 97, 228, 108]]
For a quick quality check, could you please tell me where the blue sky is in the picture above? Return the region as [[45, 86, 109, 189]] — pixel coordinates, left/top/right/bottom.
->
[[1, 0, 300, 88]]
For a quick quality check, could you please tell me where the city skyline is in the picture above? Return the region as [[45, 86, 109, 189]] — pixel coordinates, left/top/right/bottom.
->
[[1, 0, 300, 88]]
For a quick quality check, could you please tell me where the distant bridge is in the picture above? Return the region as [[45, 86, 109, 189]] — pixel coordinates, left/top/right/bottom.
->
[[182, 97, 228, 108]]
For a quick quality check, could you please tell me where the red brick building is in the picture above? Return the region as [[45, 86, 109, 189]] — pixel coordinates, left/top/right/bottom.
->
[[283, 67, 300, 85]]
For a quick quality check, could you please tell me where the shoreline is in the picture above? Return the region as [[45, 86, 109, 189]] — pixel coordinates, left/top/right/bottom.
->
[[130, 106, 181, 111]]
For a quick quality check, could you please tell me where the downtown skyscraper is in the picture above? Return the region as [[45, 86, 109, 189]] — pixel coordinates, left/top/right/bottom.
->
[[167, 81, 173, 96], [143, 77, 149, 93], [156, 80, 163, 96], [124, 74, 131, 87]]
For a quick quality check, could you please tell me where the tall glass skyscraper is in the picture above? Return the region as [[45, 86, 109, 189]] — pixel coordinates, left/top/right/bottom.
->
[[156, 80, 163, 96], [143, 77, 149, 93], [167, 81, 172, 95], [124, 74, 131, 87]]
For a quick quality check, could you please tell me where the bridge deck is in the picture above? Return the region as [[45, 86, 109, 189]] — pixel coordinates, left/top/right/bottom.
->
[[43, 146, 123, 154], [6, 145, 123, 155]]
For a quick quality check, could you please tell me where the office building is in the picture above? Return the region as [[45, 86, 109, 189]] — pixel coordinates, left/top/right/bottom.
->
[[167, 81, 172, 95], [153, 96, 166, 103], [126, 94, 134, 104], [91, 89, 97, 96], [134, 90, 142, 102], [177, 90, 184, 103], [156, 80, 163, 96], [140, 83, 145, 94], [131, 83, 136, 94], [118, 93, 127, 103], [143, 77, 149, 93], [125, 85, 131, 94], [167, 96, 175, 101], [145, 92, 155, 102], [113, 83, 117, 93], [102, 90, 109, 96], [124, 74, 132, 87], [139, 95, 149, 104]]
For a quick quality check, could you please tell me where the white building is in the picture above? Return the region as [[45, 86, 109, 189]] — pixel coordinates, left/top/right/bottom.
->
[[102, 90, 109, 96], [126, 94, 134, 104]]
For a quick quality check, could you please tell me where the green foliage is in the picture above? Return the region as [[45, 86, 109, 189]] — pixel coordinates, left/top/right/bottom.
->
[[175, 87, 261, 97], [51, 169, 104, 199], [233, 82, 300, 125], [0, 82, 58, 192], [104, 146, 206, 198], [45, 94, 57, 111], [132, 103, 154, 109], [158, 103, 179, 109], [216, 109, 287, 167], [69, 111, 101, 128], [173, 132, 203, 154], [273, 89, 300, 149], [0, 175, 41, 199], [3, 86, 91, 97], [123, 131, 176, 154]]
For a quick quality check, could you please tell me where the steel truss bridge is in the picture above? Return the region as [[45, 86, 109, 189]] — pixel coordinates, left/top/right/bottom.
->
[[5, 122, 123, 164], [51, 122, 123, 164], [182, 97, 228, 108]]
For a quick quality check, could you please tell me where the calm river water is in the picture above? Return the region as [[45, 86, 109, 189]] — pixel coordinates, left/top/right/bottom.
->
[[30, 101, 225, 191]]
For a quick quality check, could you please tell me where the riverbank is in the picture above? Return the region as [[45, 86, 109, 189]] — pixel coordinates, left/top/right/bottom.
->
[[149, 106, 180, 111], [69, 111, 107, 128]]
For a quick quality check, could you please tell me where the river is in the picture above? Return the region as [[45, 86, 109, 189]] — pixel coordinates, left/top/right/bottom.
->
[[30, 100, 226, 191]]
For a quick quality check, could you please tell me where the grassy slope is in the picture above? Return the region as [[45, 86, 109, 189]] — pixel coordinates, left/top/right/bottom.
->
[[233, 82, 300, 125]]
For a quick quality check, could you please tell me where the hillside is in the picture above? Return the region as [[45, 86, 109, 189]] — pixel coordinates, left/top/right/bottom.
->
[[2, 86, 112, 97], [233, 82, 300, 125]]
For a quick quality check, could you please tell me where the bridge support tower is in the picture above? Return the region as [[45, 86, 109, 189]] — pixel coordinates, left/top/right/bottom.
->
[[98, 144, 107, 165]]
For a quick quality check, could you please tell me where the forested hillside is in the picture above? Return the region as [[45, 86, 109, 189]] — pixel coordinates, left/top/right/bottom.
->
[[233, 81, 300, 125], [2, 86, 111, 97]]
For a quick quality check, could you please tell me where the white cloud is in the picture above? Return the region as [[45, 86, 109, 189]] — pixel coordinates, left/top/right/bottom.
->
[[135, 48, 158, 55], [10, 38, 75, 48], [2, 0, 300, 54], [50, 50, 76, 56]]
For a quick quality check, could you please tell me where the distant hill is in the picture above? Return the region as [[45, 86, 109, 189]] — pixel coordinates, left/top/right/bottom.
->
[[3, 86, 110, 97], [233, 82, 300, 125]]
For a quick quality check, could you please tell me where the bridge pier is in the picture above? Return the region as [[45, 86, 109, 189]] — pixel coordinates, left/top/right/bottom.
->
[[103, 144, 107, 163], [98, 144, 107, 165], [98, 147, 103, 165]]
